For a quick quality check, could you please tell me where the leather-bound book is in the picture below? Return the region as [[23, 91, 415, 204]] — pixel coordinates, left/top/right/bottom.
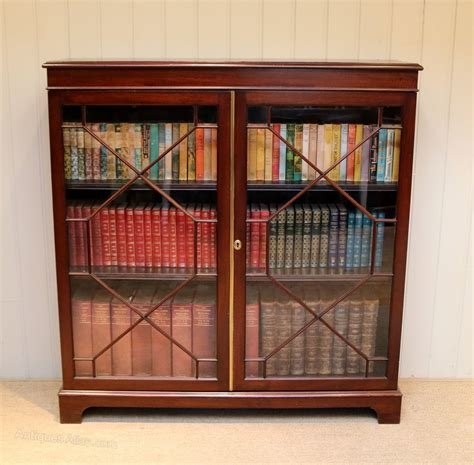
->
[[245, 285, 260, 378], [290, 288, 306, 376], [72, 286, 93, 376], [275, 292, 291, 376], [331, 299, 350, 375], [260, 286, 277, 376], [346, 297, 364, 375], [92, 289, 112, 376], [360, 296, 380, 374], [304, 285, 320, 375]]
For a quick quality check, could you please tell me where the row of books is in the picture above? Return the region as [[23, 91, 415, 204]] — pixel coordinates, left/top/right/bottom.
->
[[72, 283, 216, 378], [247, 124, 401, 183], [62, 122, 217, 182], [246, 285, 381, 377], [68, 202, 216, 270], [247, 203, 386, 273]]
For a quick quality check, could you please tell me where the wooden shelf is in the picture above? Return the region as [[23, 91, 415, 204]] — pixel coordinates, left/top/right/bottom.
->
[[247, 181, 399, 191], [69, 267, 217, 280], [246, 269, 393, 282], [66, 180, 217, 191]]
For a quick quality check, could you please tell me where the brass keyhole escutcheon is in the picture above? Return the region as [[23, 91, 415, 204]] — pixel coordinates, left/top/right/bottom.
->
[[233, 239, 242, 251]]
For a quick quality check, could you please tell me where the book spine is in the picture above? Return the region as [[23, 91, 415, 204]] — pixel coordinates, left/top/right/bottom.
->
[[150, 300, 171, 377], [179, 122, 188, 181], [316, 124, 325, 177], [67, 204, 77, 267], [63, 126, 72, 180], [328, 206, 339, 268], [106, 123, 116, 179], [142, 123, 151, 177], [91, 206, 103, 267], [70, 125, 79, 179], [360, 215, 372, 268], [354, 124, 363, 182], [176, 208, 187, 269], [301, 206, 312, 269], [375, 211, 385, 268], [134, 123, 143, 172], [264, 128, 273, 181], [195, 128, 205, 181], [360, 297, 379, 374], [346, 299, 363, 375], [256, 128, 265, 181], [108, 206, 118, 266], [200, 206, 210, 270], [131, 301, 152, 376], [260, 298, 277, 376], [340, 124, 348, 181], [323, 124, 333, 178], [304, 300, 319, 375], [250, 205, 260, 271], [271, 124, 280, 181], [316, 310, 334, 375], [376, 128, 387, 182], [337, 205, 347, 269], [172, 123, 180, 180], [285, 124, 295, 181], [369, 128, 378, 182], [384, 129, 394, 182], [353, 212, 363, 269], [259, 205, 269, 272], [149, 123, 159, 180], [134, 207, 145, 267], [114, 123, 123, 179], [77, 126, 86, 180], [279, 124, 287, 181], [111, 297, 132, 376], [171, 300, 193, 377], [290, 303, 306, 375], [301, 123, 310, 181], [91, 123, 101, 180], [160, 207, 170, 267], [195, 206, 202, 270], [151, 206, 162, 268], [392, 128, 401, 182], [211, 127, 218, 181], [203, 126, 212, 181], [157, 123, 165, 180], [72, 293, 93, 376], [168, 207, 178, 268], [165, 123, 173, 180], [284, 206, 295, 269], [319, 206, 329, 268], [122, 122, 133, 179], [330, 124, 341, 181], [332, 301, 349, 375], [293, 206, 303, 269], [143, 207, 153, 268], [209, 207, 217, 271], [99, 123, 108, 180], [245, 294, 260, 378], [275, 301, 291, 376], [116, 206, 127, 267], [185, 206, 195, 269], [92, 294, 112, 376], [247, 128, 257, 181], [268, 206, 278, 270], [345, 211, 355, 269], [293, 124, 303, 181], [125, 207, 135, 267], [100, 207, 111, 267], [187, 124, 196, 181], [308, 123, 318, 180], [310, 206, 321, 268], [82, 205, 92, 266], [361, 125, 371, 182], [276, 208, 286, 269], [346, 124, 356, 181], [193, 299, 216, 378]]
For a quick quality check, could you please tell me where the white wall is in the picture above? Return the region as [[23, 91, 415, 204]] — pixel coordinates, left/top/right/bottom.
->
[[0, 0, 472, 379]]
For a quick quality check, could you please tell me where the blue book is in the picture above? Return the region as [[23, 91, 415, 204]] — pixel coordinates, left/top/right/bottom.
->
[[328, 204, 339, 268], [340, 124, 348, 181], [375, 211, 385, 268], [279, 124, 287, 180], [360, 214, 372, 267], [149, 123, 159, 180], [345, 211, 355, 269], [337, 204, 347, 268], [376, 128, 387, 182], [353, 211, 363, 268]]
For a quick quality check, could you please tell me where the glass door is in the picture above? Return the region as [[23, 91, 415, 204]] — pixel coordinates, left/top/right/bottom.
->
[[233, 91, 408, 390], [56, 92, 230, 390]]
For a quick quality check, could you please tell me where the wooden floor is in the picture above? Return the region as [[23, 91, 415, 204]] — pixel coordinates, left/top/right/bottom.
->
[[1, 379, 472, 464]]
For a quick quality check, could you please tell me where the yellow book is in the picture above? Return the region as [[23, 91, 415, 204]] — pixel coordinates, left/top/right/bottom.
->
[[247, 128, 257, 181], [106, 123, 116, 179], [330, 124, 341, 181], [323, 124, 333, 180], [256, 128, 265, 181], [179, 122, 188, 181], [392, 128, 402, 182], [264, 129, 273, 181], [354, 124, 364, 181], [211, 128, 218, 181]]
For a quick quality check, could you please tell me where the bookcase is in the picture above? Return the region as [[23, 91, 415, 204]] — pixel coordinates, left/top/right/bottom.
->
[[43, 60, 422, 424]]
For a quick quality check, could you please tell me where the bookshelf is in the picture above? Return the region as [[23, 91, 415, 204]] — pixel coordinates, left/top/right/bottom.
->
[[43, 60, 422, 424]]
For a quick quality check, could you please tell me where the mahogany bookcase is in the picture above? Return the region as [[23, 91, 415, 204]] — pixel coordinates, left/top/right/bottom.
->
[[43, 60, 422, 423]]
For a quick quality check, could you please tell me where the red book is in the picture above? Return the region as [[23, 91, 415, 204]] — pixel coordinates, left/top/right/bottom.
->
[[91, 204, 103, 267], [67, 204, 77, 267], [82, 203, 92, 267], [194, 204, 202, 271], [75, 203, 86, 267], [160, 205, 170, 267], [185, 203, 195, 269], [115, 204, 127, 267], [250, 204, 260, 271], [110, 285, 133, 376], [272, 123, 280, 181], [125, 206, 135, 267], [134, 204, 146, 267], [245, 286, 260, 378], [171, 287, 194, 377], [168, 207, 177, 268], [200, 204, 210, 270], [100, 207, 111, 266], [150, 283, 172, 376], [196, 128, 205, 181], [347, 124, 356, 181], [246, 207, 250, 270], [92, 290, 112, 376], [151, 204, 162, 268], [72, 287, 93, 376], [209, 206, 217, 271], [143, 204, 153, 268], [193, 285, 216, 378], [108, 205, 118, 266], [259, 204, 269, 272], [131, 284, 155, 376], [176, 207, 187, 268]]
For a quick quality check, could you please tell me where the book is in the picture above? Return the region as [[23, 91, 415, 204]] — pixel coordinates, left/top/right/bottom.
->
[[92, 290, 112, 376], [284, 206, 295, 269], [317, 292, 334, 375], [72, 286, 93, 376], [108, 205, 118, 266], [157, 123, 165, 179], [304, 286, 320, 375], [308, 123, 318, 180], [319, 205, 330, 268], [290, 298, 306, 375], [165, 123, 173, 180], [293, 205, 304, 269], [246, 286, 260, 377], [168, 206, 178, 268], [345, 211, 355, 269], [361, 125, 371, 182], [115, 204, 127, 267], [143, 204, 153, 268], [337, 204, 348, 269], [256, 128, 265, 181], [352, 211, 363, 268], [384, 129, 395, 182], [301, 204, 313, 268], [274, 292, 291, 376], [285, 124, 295, 180], [346, 124, 356, 181], [271, 124, 280, 181], [293, 124, 303, 181], [392, 128, 401, 182], [301, 123, 310, 181], [375, 211, 385, 268], [360, 214, 372, 268], [376, 128, 387, 182], [114, 123, 123, 180], [211, 128, 218, 181], [203, 126, 212, 181], [332, 299, 349, 375], [279, 124, 287, 181], [84, 127, 93, 179], [187, 124, 196, 181], [149, 123, 159, 180], [179, 122, 188, 181], [268, 204, 278, 269], [328, 204, 339, 268], [247, 128, 257, 181], [323, 124, 333, 178], [316, 124, 325, 177], [62, 126, 72, 180], [150, 283, 172, 377], [360, 296, 379, 374], [264, 128, 272, 181], [346, 298, 364, 375], [354, 124, 363, 181], [310, 204, 321, 268], [339, 124, 348, 181], [276, 207, 286, 269], [250, 204, 260, 271], [260, 286, 277, 376]]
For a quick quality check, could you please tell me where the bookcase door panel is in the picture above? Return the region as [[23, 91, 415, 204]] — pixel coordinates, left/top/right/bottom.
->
[[56, 94, 229, 390], [234, 92, 406, 390]]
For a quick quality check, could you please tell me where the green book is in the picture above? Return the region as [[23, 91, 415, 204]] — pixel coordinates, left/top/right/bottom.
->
[[285, 124, 295, 181], [284, 205, 295, 269], [310, 204, 321, 268], [276, 207, 286, 268], [149, 123, 159, 180], [293, 124, 303, 181]]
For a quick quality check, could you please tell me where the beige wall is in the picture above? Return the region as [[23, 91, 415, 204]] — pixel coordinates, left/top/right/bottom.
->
[[0, 0, 472, 378]]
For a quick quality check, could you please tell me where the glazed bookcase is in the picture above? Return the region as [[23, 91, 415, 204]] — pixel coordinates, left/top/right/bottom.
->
[[43, 60, 422, 423]]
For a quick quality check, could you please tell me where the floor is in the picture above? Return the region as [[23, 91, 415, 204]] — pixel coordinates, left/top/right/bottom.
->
[[1, 379, 472, 465]]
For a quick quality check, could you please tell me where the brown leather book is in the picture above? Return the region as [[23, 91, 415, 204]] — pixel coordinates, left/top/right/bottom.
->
[[290, 291, 306, 376], [92, 289, 112, 376], [131, 283, 155, 376], [110, 283, 135, 376], [149, 283, 172, 377], [346, 297, 364, 375], [171, 287, 195, 377], [304, 285, 320, 376], [193, 284, 216, 378], [316, 289, 335, 375], [360, 296, 379, 374], [332, 298, 350, 375], [260, 286, 277, 376], [72, 285, 93, 376], [245, 285, 260, 378]]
